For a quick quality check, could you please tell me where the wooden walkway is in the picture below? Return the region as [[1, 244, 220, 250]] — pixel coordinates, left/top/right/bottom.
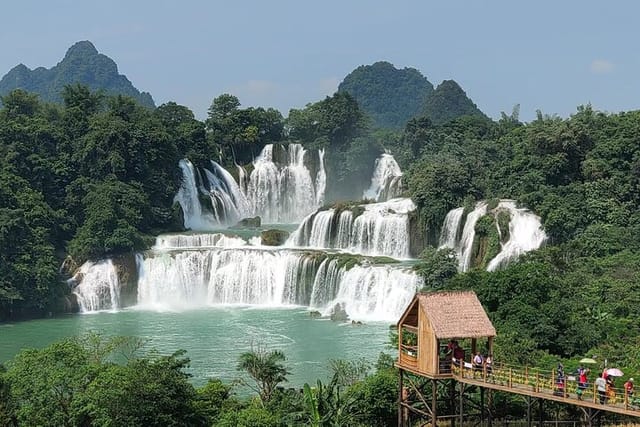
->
[[452, 362, 640, 418]]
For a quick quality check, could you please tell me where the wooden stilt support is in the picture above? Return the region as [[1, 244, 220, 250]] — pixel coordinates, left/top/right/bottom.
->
[[538, 398, 544, 427], [432, 378, 438, 427], [398, 368, 404, 427], [450, 379, 456, 427], [459, 382, 464, 427], [480, 386, 485, 427]]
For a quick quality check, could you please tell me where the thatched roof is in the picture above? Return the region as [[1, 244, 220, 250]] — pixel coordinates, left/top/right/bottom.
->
[[414, 291, 496, 339]]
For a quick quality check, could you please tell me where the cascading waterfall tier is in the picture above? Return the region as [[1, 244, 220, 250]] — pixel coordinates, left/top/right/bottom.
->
[[439, 200, 546, 271], [72, 260, 121, 312], [241, 144, 326, 223], [175, 144, 326, 229], [135, 246, 421, 322], [287, 198, 416, 259], [363, 153, 403, 202], [486, 200, 547, 271]]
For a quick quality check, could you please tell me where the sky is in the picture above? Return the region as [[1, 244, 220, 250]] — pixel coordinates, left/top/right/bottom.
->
[[1, 0, 638, 122]]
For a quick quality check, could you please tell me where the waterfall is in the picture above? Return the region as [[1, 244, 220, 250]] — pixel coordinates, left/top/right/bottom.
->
[[175, 159, 216, 230], [438, 207, 464, 249], [315, 149, 326, 206], [288, 198, 416, 259], [135, 247, 422, 320], [319, 265, 423, 322], [202, 161, 249, 226], [440, 200, 546, 271], [363, 153, 403, 202], [72, 260, 120, 312], [242, 144, 325, 223], [458, 202, 487, 271], [486, 200, 547, 271], [153, 233, 248, 249]]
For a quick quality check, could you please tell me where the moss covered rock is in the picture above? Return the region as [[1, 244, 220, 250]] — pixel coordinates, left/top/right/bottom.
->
[[233, 216, 261, 228], [261, 229, 290, 246]]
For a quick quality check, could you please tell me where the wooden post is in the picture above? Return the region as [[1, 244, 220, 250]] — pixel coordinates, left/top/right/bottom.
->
[[480, 386, 485, 427], [525, 366, 529, 385], [593, 381, 597, 404], [450, 379, 456, 427], [459, 382, 464, 427], [432, 378, 438, 427], [625, 389, 628, 410], [398, 368, 404, 427], [509, 368, 513, 388], [536, 372, 540, 392]]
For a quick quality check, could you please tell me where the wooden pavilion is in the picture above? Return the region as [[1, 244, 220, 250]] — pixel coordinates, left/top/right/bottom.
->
[[397, 290, 496, 377]]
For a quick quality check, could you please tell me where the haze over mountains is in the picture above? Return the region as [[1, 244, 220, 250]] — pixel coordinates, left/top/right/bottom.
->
[[0, 41, 154, 108], [0, 42, 487, 129]]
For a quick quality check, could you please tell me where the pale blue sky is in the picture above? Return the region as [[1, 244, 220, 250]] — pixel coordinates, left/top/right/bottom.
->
[[1, 1, 637, 121]]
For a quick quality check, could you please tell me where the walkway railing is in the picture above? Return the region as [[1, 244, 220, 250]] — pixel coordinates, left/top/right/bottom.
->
[[452, 359, 639, 412]]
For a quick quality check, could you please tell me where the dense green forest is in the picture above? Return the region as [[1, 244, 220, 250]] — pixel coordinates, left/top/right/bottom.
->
[[1, 71, 640, 423], [0, 333, 399, 426], [0, 41, 155, 108]]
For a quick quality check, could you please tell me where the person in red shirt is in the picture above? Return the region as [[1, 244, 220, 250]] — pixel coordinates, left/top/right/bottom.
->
[[625, 378, 634, 398]]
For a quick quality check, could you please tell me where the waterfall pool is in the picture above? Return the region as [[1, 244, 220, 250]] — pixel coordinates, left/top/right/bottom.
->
[[0, 307, 392, 387]]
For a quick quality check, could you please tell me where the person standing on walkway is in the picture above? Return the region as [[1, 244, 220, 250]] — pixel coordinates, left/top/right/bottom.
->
[[577, 365, 589, 400], [625, 378, 634, 399], [595, 375, 607, 404]]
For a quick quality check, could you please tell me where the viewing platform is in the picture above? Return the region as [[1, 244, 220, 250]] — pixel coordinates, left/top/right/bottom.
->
[[396, 291, 639, 426]]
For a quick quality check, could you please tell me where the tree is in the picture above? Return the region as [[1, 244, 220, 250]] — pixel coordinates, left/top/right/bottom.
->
[[80, 350, 203, 426], [414, 247, 459, 289], [237, 347, 290, 403]]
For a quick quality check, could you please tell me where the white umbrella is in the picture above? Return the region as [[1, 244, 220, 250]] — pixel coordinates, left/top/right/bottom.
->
[[606, 368, 624, 377]]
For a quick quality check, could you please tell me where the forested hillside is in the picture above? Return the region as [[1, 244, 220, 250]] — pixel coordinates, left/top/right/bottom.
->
[[0, 41, 155, 108]]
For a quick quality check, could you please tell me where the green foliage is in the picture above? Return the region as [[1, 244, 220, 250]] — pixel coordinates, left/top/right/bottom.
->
[[0, 41, 154, 108], [338, 61, 434, 129], [4, 334, 207, 426], [206, 93, 284, 166], [237, 347, 290, 403], [413, 247, 458, 289], [422, 79, 488, 125], [217, 402, 280, 427]]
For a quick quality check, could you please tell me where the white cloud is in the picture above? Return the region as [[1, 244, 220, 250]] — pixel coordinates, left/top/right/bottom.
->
[[590, 59, 614, 74]]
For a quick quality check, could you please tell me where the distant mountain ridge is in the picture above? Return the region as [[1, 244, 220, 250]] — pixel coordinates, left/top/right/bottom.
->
[[338, 61, 434, 129], [0, 41, 154, 108], [339, 61, 486, 128], [422, 80, 487, 125]]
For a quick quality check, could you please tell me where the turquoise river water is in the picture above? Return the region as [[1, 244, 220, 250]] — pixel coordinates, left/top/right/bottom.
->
[[0, 307, 392, 387]]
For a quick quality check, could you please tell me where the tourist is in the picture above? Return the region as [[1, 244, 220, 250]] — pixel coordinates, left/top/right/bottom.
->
[[554, 363, 566, 396], [606, 375, 616, 403], [453, 341, 465, 365], [473, 352, 483, 377], [577, 365, 589, 400], [595, 375, 607, 404], [625, 378, 634, 399], [485, 354, 493, 377]]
